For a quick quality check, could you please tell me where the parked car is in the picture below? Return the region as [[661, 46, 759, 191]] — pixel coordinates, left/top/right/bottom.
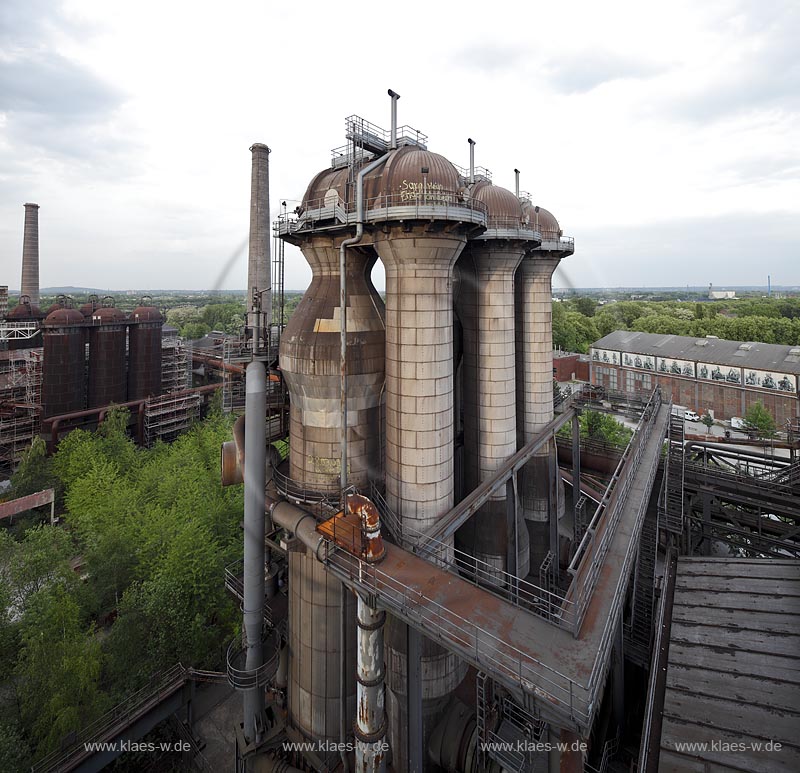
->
[[684, 410, 700, 422]]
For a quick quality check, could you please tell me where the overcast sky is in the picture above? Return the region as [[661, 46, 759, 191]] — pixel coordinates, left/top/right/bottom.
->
[[0, 0, 798, 293]]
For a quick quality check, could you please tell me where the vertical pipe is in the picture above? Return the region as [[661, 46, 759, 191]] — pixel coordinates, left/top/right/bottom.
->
[[339, 154, 391, 502], [467, 139, 475, 184], [341, 584, 352, 773], [514, 169, 520, 198], [572, 412, 581, 543], [21, 203, 40, 306], [388, 89, 400, 150], [355, 597, 387, 773], [243, 360, 267, 743]]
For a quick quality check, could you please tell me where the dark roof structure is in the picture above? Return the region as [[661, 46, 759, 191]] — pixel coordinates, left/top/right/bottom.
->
[[659, 558, 800, 772], [592, 331, 800, 375]]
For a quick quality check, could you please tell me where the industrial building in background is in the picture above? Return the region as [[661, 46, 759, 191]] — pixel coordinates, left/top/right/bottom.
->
[[590, 331, 800, 426], [0, 204, 210, 471]]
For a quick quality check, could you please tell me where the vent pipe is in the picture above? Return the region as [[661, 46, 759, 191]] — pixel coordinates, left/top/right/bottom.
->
[[514, 169, 520, 198], [388, 89, 400, 150], [243, 360, 267, 744], [468, 138, 475, 184], [21, 203, 40, 306], [248, 144, 272, 353]]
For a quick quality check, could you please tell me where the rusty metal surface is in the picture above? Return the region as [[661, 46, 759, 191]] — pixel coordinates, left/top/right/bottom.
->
[[321, 403, 670, 734], [0, 488, 54, 520], [363, 146, 461, 204]]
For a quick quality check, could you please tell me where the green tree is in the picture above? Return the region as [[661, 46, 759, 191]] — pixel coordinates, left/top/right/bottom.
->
[[743, 402, 777, 438], [572, 296, 596, 317], [182, 321, 211, 340], [568, 410, 633, 448], [0, 525, 75, 616], [10, 437, 57, 499], [0, 721, 30, 773], [15, 586, 108, 758], [701, 413, 714, 436]]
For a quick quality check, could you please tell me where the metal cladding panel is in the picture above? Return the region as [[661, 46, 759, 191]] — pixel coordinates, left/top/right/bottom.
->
[[473, 181, 524, 225], [301, 166, 351, 209], [364, 146, 461, 205], [128, 309, 163, 399], [42, 328, 85, 417], [525, 204, 561, 241], [288, 551, 356, 741], [88, 325, 127, 407], [279, 238, 385, 491]]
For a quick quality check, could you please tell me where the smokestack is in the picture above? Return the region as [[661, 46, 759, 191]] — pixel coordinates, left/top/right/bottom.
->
[[468, 138, 475, 184], [514, 169, 520, 198], [388, 89, 400, 150], [248, 144, 272, 349], [21, 203, 40, 306]]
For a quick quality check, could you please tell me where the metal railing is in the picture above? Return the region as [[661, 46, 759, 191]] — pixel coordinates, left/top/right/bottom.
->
[[322, 544, 589, 727], [226, 628, 281, 691], [32, 664, 190, 772], [272, 466, 341, 509], [368, 480, 578, 631], [568, 388, 664, 633]]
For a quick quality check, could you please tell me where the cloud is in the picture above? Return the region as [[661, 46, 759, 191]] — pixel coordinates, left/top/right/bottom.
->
[[666, 2, 799, 123], [450, 43, 529, 76], [564, 211, 800, 287], [543, 50, 665, 94], [0, 54, 121, 119]]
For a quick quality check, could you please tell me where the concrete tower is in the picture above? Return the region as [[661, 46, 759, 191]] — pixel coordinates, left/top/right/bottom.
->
[[21, 203, 40, 306], [248, 144, 272, 336], [278, 164, 386, 753], [367, 146, 486, 770], [515, 205, 573, 575], [455, 181, 538, 585]]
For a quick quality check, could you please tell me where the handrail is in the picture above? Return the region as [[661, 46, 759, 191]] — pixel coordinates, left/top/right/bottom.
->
[[568, 388, 664, 634], [32, 664, 190, 772], [323, 545, 588, 726]]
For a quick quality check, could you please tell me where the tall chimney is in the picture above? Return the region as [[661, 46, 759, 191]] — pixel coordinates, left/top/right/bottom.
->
[[248, 144, 272, 347], [21, 203, 40, 306]]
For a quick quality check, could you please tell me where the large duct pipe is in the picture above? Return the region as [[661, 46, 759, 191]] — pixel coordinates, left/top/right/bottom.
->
[[21, 203, 40, 306], [338, 153, 391, 499], [248, 144, 272, 351], [243, 360, 267, 743], [388, 89, 400, 150]]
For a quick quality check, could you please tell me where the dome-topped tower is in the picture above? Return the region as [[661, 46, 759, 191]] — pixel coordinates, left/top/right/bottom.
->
[[514, 203, 574, 574], [455, 181, 538, 589]]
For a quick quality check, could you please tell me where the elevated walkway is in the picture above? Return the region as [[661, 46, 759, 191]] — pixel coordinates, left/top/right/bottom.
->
[[321, 401, 670, 735]]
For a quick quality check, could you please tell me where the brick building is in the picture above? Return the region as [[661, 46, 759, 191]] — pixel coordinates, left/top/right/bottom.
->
[[590, 331, 800, 426]]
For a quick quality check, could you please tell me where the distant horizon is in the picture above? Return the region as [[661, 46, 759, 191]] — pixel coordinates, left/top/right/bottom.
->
[[4, 283, 795, 296]]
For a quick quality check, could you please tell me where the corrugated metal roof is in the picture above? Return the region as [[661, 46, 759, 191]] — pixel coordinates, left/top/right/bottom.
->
[[659, 558, 800, 772], [592, 330, 800, 375]]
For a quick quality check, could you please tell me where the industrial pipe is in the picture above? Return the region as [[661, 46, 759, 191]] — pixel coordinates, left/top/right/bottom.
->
[[338, 151, 391, 503], [269, 499, 330, 561], [514, 168, 520, 198], [388, 89, 400, 150], [468, 138, 475, 184], [243, 360, 267, 744], [45, 384, 221, 450], [355, 598, 387, 773]]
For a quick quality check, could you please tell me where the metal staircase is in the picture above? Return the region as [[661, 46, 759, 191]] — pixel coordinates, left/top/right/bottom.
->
[[663, 412, 685, 535]]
